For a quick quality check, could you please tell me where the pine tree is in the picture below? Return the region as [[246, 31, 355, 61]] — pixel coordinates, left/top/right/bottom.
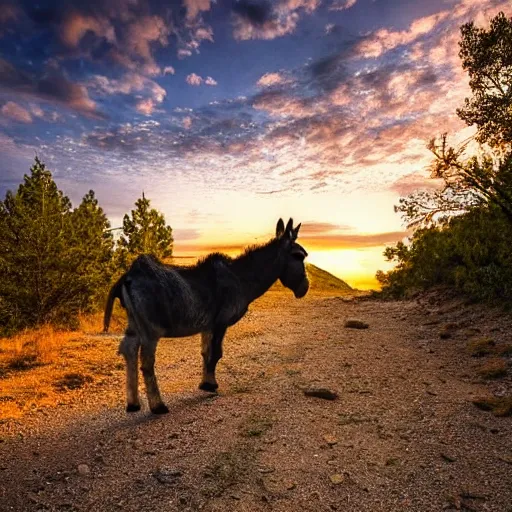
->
[[0, 158, 114, 332], [116, 193, 173, 268], [69, 190, 114, 311]]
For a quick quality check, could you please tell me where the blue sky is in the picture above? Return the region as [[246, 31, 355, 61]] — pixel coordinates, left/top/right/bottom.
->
[[0, 0, 510, 287]]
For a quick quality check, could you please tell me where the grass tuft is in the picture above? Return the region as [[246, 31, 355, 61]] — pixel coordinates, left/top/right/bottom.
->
[[473, 395, 512, 416], [477, 358, 508, 379], [54, 372, 94, 391], [0, 325, 65, 373], [467, 337, 496, 357]]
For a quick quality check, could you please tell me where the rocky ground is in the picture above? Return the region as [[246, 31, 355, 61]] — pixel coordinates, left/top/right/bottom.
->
[[1, 292, 511, 512]]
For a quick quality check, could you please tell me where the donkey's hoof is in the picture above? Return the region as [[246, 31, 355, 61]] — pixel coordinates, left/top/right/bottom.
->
[[126, 403, 141, 413], [151, 404, 170, 415], [199, 381, 218, 392]]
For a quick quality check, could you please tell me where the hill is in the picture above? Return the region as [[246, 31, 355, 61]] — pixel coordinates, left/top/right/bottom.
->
[[271, 263, 352, 293], [306, 263, 353, 292]]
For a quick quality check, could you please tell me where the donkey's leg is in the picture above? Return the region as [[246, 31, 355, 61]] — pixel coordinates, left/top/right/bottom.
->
[[199, 327, 227, 392], [199, 331, 214, 391], [118, 326, 141, 412], [140, 339, 168, 414]]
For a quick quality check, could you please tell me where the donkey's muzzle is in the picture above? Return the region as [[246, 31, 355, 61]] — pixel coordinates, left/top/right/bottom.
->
[[294, 278, 309, 298]]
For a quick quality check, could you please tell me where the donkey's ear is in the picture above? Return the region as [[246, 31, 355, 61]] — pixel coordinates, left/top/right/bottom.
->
[[285, 218, 294, 237], [292, 223, 301, 240], [276, 218, 285, 238]]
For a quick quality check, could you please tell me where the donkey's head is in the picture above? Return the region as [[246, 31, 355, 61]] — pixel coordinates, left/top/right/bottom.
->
[[276, 218, 309, 298]]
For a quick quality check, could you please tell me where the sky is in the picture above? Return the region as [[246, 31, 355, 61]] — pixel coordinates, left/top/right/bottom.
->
[[0, 0, 511, 289]]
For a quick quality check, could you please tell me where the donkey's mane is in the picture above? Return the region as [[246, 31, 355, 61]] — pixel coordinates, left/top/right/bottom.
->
[[190, 237, 280, 270]]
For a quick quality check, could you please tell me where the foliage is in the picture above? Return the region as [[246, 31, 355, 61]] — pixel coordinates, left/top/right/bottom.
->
[[378, 207, 512, 301], [115, 193, 174, 269], [457, 12, 512, 149], [0, 158, 113, 333], [379, 12, 512, 303], [396, 13, 512, 229]]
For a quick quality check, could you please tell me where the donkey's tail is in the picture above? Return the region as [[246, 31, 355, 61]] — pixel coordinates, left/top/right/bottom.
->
[[103, 275, 126, 333]]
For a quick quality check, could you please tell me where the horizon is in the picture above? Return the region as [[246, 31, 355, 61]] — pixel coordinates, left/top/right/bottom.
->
[[1, 0, 511, 289]]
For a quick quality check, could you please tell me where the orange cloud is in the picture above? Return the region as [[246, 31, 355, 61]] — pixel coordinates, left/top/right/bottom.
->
[[123, 15, 171, 76], [186, 73, 203, 86], [60, 11, 115, 48], [184, 0, 211, 20], [135, 98, 156, 116], [257, 72, 288, 87], [1, 101, 32, 123], [353, 11, 449, 59]]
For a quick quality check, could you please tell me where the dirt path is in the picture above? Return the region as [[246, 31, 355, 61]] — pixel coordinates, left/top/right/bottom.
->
[[1, 294, 511, 512]]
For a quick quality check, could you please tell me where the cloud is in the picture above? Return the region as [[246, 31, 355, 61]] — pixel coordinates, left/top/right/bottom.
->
[[177, 229, 408, 253], [164, 66, 175, 75], [136, 98, 156, 115], [184, 0, 212, 20], [0, 59, 101, 117], [0, 0, 19, 26], [195, 27, 214, 42], [59, 11, 116, 48], [121, 15, 171, 76], [178, 49, 193, 59], [1, 102, 32, 123], [352, 11, 450, 59], [329, 0, 357, 10], [184, 73, 217, 86], [257, 72, 287, 87], [390, 172, 443, 196], [301, 231, 409, 249], [30, 105, 44, 118], [89, 73, 166, 108], [183, 116, 193, 129], [300, 222, 352, 235], [231, 0, 319, 40], [186, 73, 203, 86]]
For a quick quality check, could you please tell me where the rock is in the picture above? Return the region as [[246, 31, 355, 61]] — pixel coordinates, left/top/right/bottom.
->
[[441, 452, 457, 463], [323, 434, 338, 446], [258, 467, 275, 474], [498, 454, 512, 464], [153, 467, 182, 484], [344, 319, 369, 329], [77, 464, 90, 476], [304, 388, 338, 400], [329, 474, 344, 485]]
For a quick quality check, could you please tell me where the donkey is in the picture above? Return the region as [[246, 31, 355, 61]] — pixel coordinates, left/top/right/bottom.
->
[[103, 218, 309, 414]]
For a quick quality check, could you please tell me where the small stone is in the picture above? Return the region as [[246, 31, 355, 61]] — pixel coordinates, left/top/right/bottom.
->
[[304, 388, 338, 400], [77, 464, 90, 476], [330, 474, 344, 485], [344, 319, 369, 329], [323, 434, 338, 446], [498, 454, 512, 464], [153, 467, 182, 484], [258, 467, 275, 474], [441, 452, 457, 463], [286, 482, 296, 490]]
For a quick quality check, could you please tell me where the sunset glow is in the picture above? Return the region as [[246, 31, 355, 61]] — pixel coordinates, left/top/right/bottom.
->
[[1, 0, 511, 288]]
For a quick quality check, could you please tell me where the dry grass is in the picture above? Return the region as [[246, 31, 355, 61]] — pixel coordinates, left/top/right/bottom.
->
[[467, 337, 496, 357], [473, 395, 512, 416], [477, 358, 508, 379], [0, 325, 68, 373], [0, 324, 122, 420], [79, 303, 127, 334], [497, 344, 512, 356]]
